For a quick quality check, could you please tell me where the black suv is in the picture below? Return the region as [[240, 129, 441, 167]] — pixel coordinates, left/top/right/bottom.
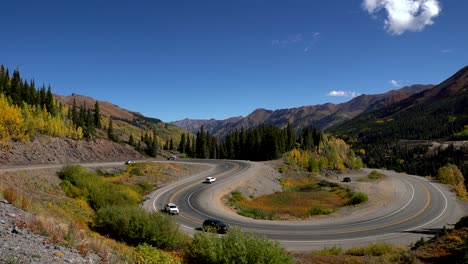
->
[[343, 177, 351, 182], [202, 219, 228, 234]]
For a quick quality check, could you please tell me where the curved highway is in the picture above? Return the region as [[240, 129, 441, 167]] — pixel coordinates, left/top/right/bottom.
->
[[143, 159, 467, 251]]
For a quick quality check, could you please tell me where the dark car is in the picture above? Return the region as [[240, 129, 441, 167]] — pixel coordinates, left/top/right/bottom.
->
[[343, 177, 351, 182], [202, 219, 228, 234]]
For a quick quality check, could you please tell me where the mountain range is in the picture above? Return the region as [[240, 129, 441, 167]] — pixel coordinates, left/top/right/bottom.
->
[[170, 84, 434, 137]]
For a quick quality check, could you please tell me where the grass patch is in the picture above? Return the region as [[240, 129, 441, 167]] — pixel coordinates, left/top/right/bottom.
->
[[346, 242, 399, 256], [237, 191, 345, 219], [308, 204, 333, 216], [228, 190, 245, 206], [238, 206, 278, 220], [231, 176, 368, 219], [311, 246, 343, 256]]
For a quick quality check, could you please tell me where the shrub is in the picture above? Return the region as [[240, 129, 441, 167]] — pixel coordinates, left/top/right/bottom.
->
[[93, 205, 188, 250], [437, 164, 467, 199], [184, 228, 293, 264], [59, 165, 139, 210], [3, 187, 17, 204], [412, 237, 426, 249], [347, 192, 368, 205], [308, 205, 332, 216], [136, 182, 153, 194], [346, 242, 398, 256], [311, 245, 343, 256], [133, 243, 174, 264], [238, 206, 278, 220], [130, 167, 144, 176], [228, 190, 245, 206], [368, 170, 384, 180]]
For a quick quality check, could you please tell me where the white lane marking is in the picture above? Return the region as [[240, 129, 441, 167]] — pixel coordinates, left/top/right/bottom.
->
[[406, 180, 448, 231], [281, 177, 450, 244]]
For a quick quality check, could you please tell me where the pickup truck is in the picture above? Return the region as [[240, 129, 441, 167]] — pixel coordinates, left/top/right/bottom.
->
[[204, 177, 216, 183]]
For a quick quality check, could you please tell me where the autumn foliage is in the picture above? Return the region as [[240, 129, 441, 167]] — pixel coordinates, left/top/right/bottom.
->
[[437, 164, 467, 200], [286, 137, 363, 172], [0, 66, 83, 149]]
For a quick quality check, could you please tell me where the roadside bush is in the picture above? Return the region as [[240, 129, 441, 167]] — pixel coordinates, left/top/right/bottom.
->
[[184, 227, 293, 264], [136, 181, 153, 194], [228, 190, 245, 206], [308, 205, 332, 216], [368, 170, 384, 180], [59, 165, 139, 210], [347, 192, 368, 205], [437, 164, 467, 199], [133, 243, 174, 264], [94, 205, 189, 250], [238, 206, 278, 220]]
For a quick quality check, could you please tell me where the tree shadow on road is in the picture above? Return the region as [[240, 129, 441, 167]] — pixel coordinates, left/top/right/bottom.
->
[[401, 227, 445, 236]]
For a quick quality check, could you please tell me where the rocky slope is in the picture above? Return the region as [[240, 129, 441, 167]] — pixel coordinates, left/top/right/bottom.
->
[[0, 199, 100, 263], [0, 135, 144, 166]]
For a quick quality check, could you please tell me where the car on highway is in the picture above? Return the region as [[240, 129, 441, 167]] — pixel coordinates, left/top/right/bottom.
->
[[204, 176, 216, 183], [164, 203, 179, 215], [168, 155, 177, 160], [202, 219, 228, 234], [343, 177, 351, 182], [125, 160, 136, 165]]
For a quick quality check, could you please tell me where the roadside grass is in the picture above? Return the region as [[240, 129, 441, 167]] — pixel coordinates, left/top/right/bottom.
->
[[298, 243, 422, 264], [0, 163, 191, 263], [236, 191, 345, 219], [310, 246, 343, 256], [359, 170, 385, 182], [346, 242, 401, 256], [229, 175, 368, 219]]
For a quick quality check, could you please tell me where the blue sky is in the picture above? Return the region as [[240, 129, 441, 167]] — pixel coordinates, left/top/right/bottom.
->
[[1, 0, 467, 122]]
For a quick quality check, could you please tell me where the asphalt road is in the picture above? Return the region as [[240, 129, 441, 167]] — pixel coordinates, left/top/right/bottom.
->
[[143, 159, 467, 251]]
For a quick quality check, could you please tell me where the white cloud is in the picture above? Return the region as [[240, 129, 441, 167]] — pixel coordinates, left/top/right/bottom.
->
[[389, 79, 400, 87], [327, 90, 361, 98], [362, 0, 441, 35]]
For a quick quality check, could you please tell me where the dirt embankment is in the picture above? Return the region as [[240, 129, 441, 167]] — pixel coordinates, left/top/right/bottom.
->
[[0, 136, 144, 166]]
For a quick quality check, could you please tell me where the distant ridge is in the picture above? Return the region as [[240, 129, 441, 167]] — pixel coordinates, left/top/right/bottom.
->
[[171, 84, 433, 137]]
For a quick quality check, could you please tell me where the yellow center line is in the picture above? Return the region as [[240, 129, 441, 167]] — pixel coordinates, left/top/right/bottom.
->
[[176, 175, 432, 236], [249, 179, 432, 236], [169, 162, 240, 225]]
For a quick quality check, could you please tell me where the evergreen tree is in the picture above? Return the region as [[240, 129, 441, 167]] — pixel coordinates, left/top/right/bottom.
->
[[129, 134, 135, 147], [45, 86, 55, 115], [169, 138, 174, 150], [179, 133, 186, 154], [94, 101, 102, 129], [107, 117, 115, 141]]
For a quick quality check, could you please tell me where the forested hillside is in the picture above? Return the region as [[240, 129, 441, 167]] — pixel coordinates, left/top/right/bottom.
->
[[177, 124, 363, 171], [0, 65, 188, 158], [330, 66, 468, 178]]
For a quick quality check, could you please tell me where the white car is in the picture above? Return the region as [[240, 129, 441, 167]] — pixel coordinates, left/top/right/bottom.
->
[[204, 177, 216, 183], [164, 203, 179, 215], [125, 160, 136, 165]]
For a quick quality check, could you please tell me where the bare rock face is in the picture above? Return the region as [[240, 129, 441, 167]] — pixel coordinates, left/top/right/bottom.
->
[[0, 200, 100, 263], [0, 135, 144, 166]]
